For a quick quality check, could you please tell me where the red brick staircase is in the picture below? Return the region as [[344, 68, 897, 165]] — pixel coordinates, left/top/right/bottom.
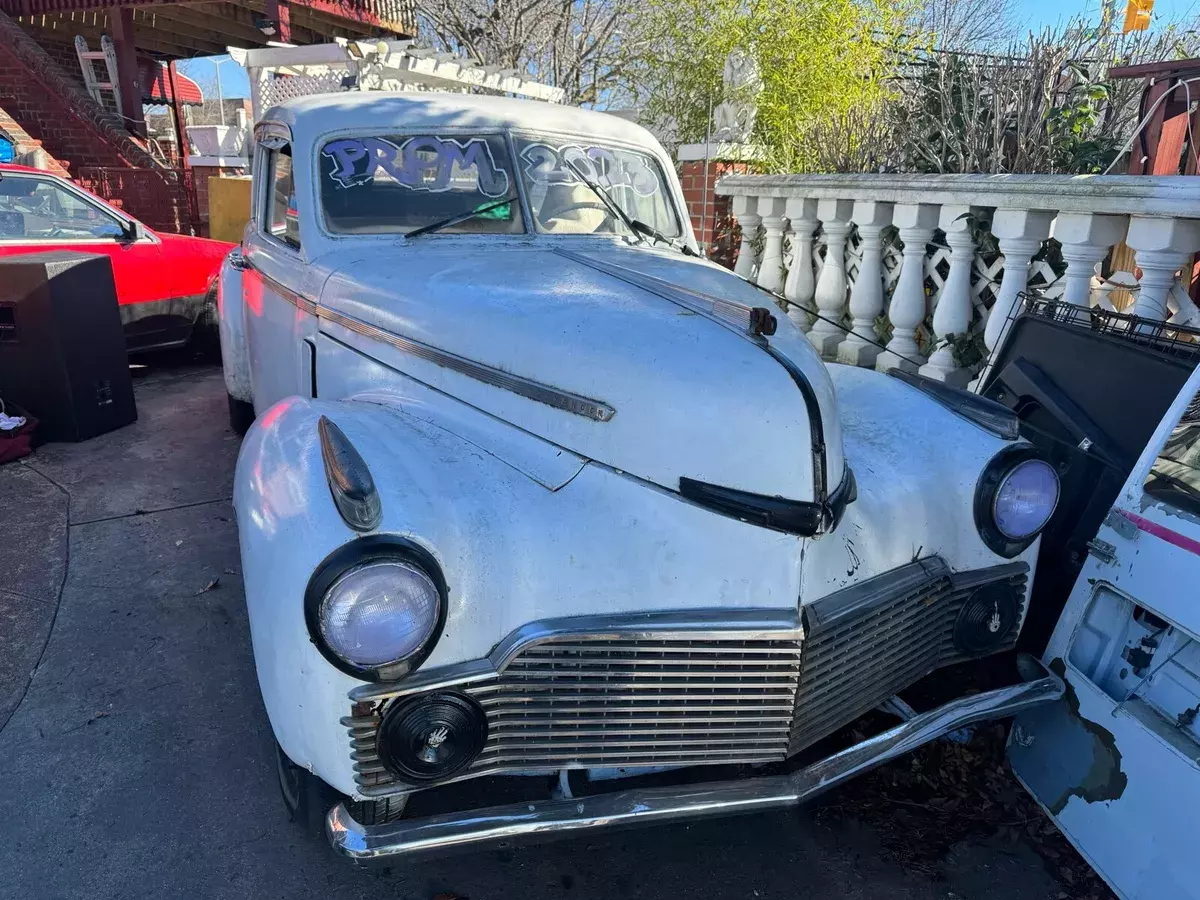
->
[[0, 9, 190, 232]]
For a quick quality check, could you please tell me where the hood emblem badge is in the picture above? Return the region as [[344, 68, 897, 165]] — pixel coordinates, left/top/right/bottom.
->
[[749, 307, 778, 337]]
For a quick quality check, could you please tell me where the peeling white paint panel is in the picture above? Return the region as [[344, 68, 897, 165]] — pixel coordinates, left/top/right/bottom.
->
[[1010, 363, 1200, 900]]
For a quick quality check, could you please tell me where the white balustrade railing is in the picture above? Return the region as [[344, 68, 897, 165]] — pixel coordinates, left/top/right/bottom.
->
[[716, 173, 1200, 386]]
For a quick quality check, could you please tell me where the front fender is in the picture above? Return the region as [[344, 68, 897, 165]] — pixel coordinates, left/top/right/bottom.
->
[[218, 250, 251, 402], [235, 395, 804, 796]]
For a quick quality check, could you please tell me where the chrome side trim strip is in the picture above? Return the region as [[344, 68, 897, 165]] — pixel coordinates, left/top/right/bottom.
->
[[328, 656, 1065, 861], [553, 248, 761, 338], [319, 306, 616, 423], [350, 608, 803, 703], [254, 266, 318, 316], [244, 259, 615, 423]]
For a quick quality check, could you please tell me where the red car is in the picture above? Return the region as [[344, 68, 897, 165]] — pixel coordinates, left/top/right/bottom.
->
[[0, 163, 235, 352]]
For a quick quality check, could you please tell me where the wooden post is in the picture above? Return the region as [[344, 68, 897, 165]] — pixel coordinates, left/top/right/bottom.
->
[[110, 7, 145, 137], [168, 61, 201, 235], [1127, 79, 1172, 175], [264, 0, 292, 41], [278, 0, 292, 42]]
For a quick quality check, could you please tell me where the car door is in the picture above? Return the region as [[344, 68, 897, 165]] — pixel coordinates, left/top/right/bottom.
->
[[1009, 363, 1200, 900], [0, 171, 164, 306], [241, 136, 320, 412]]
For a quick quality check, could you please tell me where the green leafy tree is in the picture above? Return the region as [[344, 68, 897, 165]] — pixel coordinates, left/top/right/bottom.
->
[[624, 0, 920, 172]]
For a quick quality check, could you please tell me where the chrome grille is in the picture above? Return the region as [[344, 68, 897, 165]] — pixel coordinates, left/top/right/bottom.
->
[[471, 638, 802, 769], [787, 559, 1028, 754], [346, 561, 1028, 796], [349, 616, 803, 796]]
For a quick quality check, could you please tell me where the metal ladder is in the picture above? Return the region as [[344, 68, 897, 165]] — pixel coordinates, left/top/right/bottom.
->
[[74, 35, 124, 121]]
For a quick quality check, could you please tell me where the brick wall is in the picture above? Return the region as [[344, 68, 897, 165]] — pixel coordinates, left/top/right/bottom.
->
[[0, 9, 192, 233], [0, 13, 152, 171], [72, 166, 190, 233], [679, 159, 750, 269], [0, 105, 70, 175]]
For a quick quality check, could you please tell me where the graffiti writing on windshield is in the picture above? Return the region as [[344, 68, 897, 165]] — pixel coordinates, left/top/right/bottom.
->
[[321, 136, 511, 197], [520, 143, 659, 197]]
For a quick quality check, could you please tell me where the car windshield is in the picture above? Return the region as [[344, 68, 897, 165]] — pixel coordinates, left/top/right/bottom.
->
[[0, 175, 126, 240], [318, 134, 522, 236], [1144, 390, 1200, 517], [514, 136, 681, 238]]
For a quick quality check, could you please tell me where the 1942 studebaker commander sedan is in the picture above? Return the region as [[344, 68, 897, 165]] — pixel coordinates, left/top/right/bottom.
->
[[218, 92, 1067, 860]]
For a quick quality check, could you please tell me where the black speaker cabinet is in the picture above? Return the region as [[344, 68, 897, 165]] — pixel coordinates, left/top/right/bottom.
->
[[0, 251, 136, 442]]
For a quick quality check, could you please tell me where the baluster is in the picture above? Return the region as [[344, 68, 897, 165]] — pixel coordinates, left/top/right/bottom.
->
[[1052, 213, 1127, 307], [919, 205, 978, 386], [808, 199, 854, 359], [838, 201, 894, 367], [755, 197, 788, 292], [982, 209, 1055, 357], [1168, 281, 1200, 327], [732, 194, 761, 280], [877, 203, 938, 374], [783, 197, 818, 331], [1126, 216, 1200, 321]]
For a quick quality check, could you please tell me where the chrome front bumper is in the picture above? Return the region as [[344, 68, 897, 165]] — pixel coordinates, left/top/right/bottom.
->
[[327, 656, 1064, 861]]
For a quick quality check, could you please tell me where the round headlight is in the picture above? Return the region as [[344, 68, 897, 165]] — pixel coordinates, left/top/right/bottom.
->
[[305, 536, 447, 681], [319, 560, 440, 668], [993, 459, 1059, 539], [974, 446, 1060, 558]]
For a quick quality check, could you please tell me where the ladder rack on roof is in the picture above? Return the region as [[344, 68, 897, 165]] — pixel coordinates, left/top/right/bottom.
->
[[229, 39, 564, 125]]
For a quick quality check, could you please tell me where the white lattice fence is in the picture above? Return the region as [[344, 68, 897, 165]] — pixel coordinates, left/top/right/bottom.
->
[[782, 226, 1063, 349], [259, 72, 356, 110]]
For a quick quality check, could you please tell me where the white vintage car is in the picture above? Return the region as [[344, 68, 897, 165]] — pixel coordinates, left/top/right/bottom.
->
[[218, 92, 1065, 860]]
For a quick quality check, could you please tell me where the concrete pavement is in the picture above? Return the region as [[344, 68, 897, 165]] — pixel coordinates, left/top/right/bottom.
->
[[0, 360, 1068, 900]]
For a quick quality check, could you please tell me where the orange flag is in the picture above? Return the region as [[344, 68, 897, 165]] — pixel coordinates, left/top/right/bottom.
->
[[1123, 0, 1154, 33]]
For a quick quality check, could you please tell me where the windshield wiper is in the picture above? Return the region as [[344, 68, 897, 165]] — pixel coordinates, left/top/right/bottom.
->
[[562, 157, 698, 257], [405, 194, 518, 240]]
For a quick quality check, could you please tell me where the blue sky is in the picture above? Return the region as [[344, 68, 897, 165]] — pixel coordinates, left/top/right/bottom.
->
[[1015, 0, 1199, 30], [180, 0, 1200, 102], [178, 55, 251, 100]]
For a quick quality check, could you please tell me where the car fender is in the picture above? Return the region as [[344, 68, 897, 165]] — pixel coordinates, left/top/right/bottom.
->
[[234, 394, 804, 796], [218, 249, 252, 401]]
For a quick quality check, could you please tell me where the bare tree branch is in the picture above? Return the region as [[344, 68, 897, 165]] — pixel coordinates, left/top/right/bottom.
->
[[417, 0, 631, 105]]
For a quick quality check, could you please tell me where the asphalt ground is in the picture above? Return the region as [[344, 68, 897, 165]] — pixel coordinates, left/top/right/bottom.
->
[[0, 356, 1072, 900]]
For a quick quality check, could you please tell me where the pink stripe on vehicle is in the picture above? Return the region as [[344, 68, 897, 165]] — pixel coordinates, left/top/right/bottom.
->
[[1117, 509, 1200, 558]]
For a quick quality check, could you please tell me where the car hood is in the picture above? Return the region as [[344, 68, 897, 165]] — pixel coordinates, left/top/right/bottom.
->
[[317, 239, 844, 507]]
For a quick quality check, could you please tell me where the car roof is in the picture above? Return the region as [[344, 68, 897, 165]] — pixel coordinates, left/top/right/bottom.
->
[[0, 163, 62, 176], [263, 92, 660, 149]]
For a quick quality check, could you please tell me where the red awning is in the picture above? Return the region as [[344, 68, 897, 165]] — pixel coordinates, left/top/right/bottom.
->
[[141, 63, 204, 106]]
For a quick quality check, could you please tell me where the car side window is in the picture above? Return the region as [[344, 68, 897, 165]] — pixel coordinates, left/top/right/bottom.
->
[[1143, 388, 1200, 516], [268, 145, 301, 250], [0, 175, 127, 241]]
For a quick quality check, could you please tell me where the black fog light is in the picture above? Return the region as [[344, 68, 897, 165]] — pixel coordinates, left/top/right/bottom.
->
[[378, 692, 488, 783], [953, 583, 1020, 656]]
